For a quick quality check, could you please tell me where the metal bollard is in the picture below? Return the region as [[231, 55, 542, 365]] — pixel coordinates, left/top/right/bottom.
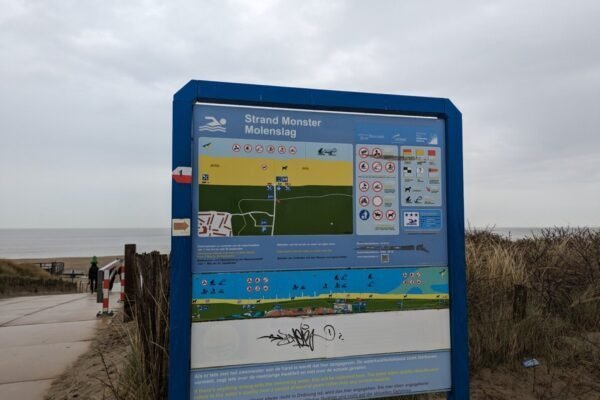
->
[[96, 259, 120, 317]]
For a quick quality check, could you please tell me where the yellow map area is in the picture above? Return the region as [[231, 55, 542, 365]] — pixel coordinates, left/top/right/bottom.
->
[[199, 156, 353, 186]]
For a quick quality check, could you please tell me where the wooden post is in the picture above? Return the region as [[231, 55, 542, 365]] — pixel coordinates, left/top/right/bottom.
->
[[513, 284, 527, 321], [123, 243, 137, 322]]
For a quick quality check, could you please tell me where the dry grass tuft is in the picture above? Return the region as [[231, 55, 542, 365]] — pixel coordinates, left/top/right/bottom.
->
[[0, 259, 52, 278], [468, 227, 600, 372]]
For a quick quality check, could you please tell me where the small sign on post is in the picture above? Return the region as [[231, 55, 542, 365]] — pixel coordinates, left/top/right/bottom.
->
[[172, 218, 191, 236]]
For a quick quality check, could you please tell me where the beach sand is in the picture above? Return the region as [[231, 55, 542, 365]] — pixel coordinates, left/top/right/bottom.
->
[[10, 256, 121, 274]]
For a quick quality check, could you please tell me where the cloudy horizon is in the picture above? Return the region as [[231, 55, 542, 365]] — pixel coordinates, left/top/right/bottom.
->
[[1, 0, 599, 229]]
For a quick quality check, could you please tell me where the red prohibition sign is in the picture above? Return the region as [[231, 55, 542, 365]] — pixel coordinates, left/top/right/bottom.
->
[[358, 196, 370, 207], [372, 161, 383, 172], [372, 181, 383, 192], [244, 144, 252, 152], [385, 162, 396, 173], [371, 147, 383, 158], [386, 210, 397, 221], [232, 144, 241, 152], [255, 145, 264, 153], [359, 181, 369, 192], [358, 161, 369, 172], [372, 196, 383, 207], [358, 147, 369, 158], [278, 145, 286, 154], [373, 209, 383, 220], [267, 145, 275, 153], [289, 146, 297, 155]]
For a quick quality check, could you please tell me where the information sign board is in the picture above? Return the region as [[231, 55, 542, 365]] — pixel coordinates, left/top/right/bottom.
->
[[170, 81, 468, 400]]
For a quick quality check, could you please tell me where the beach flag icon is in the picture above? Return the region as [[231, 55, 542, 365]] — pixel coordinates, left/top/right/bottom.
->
[[172, 166, 192, 184]]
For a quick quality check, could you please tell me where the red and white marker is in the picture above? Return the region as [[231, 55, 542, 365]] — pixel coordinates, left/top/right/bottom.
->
[[172, 166, 192, 184], [119, 263, 126, 302]]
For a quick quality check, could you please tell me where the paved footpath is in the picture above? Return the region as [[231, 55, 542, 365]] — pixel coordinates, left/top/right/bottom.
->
[[0, 289, 120, 399]]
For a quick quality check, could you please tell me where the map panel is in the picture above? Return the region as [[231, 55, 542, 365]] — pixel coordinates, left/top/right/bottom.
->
[[198, 137, 353, 237], [191, 266, 449, 322], [192, 103, 448, 272]]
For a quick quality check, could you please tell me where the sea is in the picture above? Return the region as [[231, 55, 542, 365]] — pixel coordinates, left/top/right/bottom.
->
[[0, 228, 171, 259], [0, 227, 585, 260]]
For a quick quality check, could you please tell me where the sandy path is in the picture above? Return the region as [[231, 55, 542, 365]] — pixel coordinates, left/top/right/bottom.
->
[[0, 287, 122, 400]]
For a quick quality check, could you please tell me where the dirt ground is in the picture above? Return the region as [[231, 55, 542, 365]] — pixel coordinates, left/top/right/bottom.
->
[[471, 365, 600, 399], [469, 331, 600, 400], [45, 315, 129, 400], [45, 328, 600, 400]]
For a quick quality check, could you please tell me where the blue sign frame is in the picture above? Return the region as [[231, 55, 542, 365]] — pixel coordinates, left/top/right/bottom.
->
[[170, 80, 468, 399]]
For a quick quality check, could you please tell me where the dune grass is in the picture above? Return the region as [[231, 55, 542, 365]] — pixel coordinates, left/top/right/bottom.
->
[[468, 227, 600, 371], [0, 259, 76, 296], [0, 259, 53, 278]]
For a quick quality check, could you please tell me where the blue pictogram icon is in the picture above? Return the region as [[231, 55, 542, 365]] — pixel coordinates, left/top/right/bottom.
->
[[359, 209, 370, 221]]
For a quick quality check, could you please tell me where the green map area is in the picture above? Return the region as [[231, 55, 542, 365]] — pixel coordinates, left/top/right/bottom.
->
[[199, 185, 353, 236]]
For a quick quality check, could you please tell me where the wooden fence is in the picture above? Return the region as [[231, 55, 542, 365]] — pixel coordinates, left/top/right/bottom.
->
[[123, 245, 170, 399]]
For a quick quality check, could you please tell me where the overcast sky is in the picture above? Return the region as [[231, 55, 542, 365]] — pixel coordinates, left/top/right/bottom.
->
[[0, 0, 598, 229]]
